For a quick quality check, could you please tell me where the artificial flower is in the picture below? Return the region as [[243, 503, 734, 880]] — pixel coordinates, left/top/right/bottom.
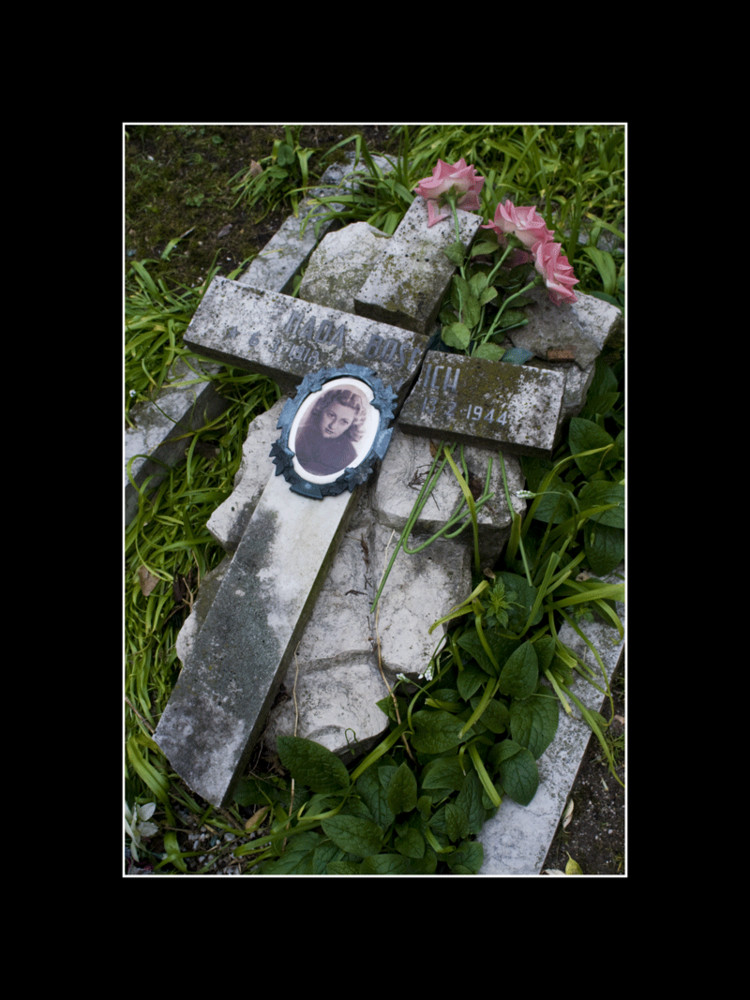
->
[[414, 158, 484, 226], [482, 200, 554, 249], [532, 239, 579, 304]]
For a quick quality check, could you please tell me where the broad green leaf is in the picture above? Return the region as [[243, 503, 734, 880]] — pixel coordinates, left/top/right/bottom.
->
[[498, 641, 538, 698], [410, 709, 468, 754], [394, 826, 425, 859], [326, 860, 361, 874], [470, 271, 489, 294], [457, 629, 498, 676], [445, 802, 470, 842], [356, 766, 395, 828], [442, 322, 471, 351], [578, 480, 624, 528], [277, 735, 349, 793], [565, 854, 583, 875], [455, 770, 488, 835], [359, 853, 411, 874], [471, 238, 502, 256], [568, 418, 616, 476], [421, 755, 467, 793], [456, 658, 487, 699], [321, 814, 383, 858], [497, 743, 539, 806], [443, 242, 466, 267], [472, 343, 505, 361], [446, 840, 484, 874], [386, 762, 418, 815], [584, 521, 625, 577], [510, 692, 559, 758]]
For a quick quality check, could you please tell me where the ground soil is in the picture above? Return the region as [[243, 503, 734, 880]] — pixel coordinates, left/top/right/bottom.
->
[[125, 124, 625, 876]]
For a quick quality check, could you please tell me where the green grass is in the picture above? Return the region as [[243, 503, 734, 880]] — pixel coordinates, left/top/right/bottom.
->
[[124, 124, 625, 874]]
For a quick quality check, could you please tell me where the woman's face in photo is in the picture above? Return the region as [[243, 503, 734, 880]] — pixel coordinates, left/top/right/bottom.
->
[[320, 402, 355, 439]]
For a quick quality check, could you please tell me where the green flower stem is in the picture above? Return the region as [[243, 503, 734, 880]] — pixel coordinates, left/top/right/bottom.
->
[[480, 279, 536, 346], [442, 446, 481, 574]]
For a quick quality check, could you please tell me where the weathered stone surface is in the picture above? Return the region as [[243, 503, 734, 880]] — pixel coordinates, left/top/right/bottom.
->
[[355, 197, 483, 335], [153, 473, 361, 807], [373, 427, 526, 566], [125, 358, 225, 524], [263, 657, 390, 758], [207, 398, 286, 551], [297, 222, 391, 313], [398, 351, 565, 456], [235, 156, 392, 295], [370, 522, 471, 681], [478, 572, 625, 875], [184, 278, 427, 404], [509, 287, 623, 369]]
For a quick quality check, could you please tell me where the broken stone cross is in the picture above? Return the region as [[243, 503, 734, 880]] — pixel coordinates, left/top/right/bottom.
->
[[153, 196, 567, 808]]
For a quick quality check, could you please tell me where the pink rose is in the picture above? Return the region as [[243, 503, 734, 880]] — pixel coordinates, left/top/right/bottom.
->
[[532, 239, 579, 305], [414, 158, 484, 226], [482, 200, 554, 249]]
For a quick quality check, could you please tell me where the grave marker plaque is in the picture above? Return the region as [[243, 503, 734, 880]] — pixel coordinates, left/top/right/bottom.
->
[[398, 350, 566, 456], [183, 278, 427, 405]]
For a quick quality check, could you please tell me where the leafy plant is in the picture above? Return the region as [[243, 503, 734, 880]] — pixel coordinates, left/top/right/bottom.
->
[[229, 125, 318, 219]]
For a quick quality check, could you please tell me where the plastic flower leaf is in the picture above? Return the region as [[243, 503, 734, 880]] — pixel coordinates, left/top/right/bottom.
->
[[414, 158, 485, 226], [482, 200, 554, 249], [137, 801, 158, 838], [126, 801, 158, 861], [532, 239, 579, 304]]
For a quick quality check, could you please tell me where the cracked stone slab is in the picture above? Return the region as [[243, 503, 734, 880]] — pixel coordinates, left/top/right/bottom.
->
[[355, 196, 483, 335], [398, 351, 565, 456], [183, 278, 428, 405], [153, 473, 361, 807]]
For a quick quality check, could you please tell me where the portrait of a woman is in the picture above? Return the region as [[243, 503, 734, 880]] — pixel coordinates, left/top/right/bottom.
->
[[292, 384, 370, 477]]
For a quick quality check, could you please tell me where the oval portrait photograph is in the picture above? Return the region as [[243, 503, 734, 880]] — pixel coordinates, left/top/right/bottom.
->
[[270, 365, 397, 499], [289, 377, 378, 485]]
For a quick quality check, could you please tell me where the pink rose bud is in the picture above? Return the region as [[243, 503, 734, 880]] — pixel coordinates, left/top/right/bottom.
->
[[532, 239, 579, 305], [482, 200, 554, 249], [414, 158, 485, 226]]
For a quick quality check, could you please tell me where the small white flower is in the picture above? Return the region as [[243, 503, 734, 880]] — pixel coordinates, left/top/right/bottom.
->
[[515, 489, 537, 499]]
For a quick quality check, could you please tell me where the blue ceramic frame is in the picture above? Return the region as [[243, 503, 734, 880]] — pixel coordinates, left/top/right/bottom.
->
[[270, 364, 397, 499]]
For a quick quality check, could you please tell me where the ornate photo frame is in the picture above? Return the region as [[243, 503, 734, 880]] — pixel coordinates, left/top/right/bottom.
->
[[270, 364, 398, 498]]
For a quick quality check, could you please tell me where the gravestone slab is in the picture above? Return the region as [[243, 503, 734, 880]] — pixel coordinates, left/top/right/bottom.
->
[[509, 286, 624, 369], [398, 350, 566, 456], [183, 278, 428, 405], [154, 473, 361, 807], [297, 222, 392, 313], [355, 196, 484, 335]]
